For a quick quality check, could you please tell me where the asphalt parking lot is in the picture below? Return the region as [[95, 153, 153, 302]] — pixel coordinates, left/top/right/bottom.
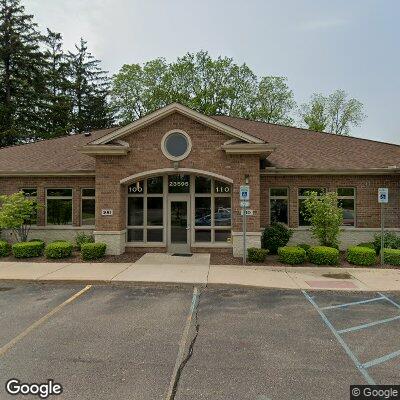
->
[[0, 283, 399, 400]]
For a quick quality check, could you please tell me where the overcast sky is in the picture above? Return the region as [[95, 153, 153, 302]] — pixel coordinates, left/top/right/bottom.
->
[[27, 0, 400, 144]]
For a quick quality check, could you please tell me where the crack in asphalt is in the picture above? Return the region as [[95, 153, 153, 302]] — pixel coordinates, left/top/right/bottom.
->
[[169, 287, 204, 400]]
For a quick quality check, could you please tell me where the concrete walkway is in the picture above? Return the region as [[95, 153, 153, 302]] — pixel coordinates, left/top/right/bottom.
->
[[0, 253, 399, 291]]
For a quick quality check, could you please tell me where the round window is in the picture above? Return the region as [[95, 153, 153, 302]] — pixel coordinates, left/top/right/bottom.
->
[[161, 130, 191, 161]]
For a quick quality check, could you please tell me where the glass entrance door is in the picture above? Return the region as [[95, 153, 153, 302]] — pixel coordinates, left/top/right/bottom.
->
[[168, 197, 190, 253]]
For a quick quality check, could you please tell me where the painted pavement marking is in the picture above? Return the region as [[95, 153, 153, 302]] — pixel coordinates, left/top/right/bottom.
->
[[0, 285, 92, 358]]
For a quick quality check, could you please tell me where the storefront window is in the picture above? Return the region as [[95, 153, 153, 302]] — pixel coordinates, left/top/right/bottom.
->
[[194, 178, 232, 244], [270, 188, 288, 225], [127, 175, 232, 245], [195, 176, 211, 193], [81, 188, 95, 226], [214, 197, 231, 226], [338, 188, 356, 226], [46, 189, 73, 225], [127, 176, 164, 243], [195, 197, 211, 226]]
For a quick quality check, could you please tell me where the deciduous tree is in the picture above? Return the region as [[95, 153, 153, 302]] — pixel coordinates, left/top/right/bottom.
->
[[300, 90, 365, 135]]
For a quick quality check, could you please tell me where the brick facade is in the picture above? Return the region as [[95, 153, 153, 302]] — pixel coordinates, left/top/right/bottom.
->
[[0, 109, 399, 255], [94, 112, 260, 233], [0, 176, 95, 227], [260, 174, 400, 229]]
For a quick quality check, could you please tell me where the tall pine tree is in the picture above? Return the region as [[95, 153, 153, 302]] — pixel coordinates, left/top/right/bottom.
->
[[68, 38, 113, 133], [42, 28, 72, 138], [0, 0, 47, 146]]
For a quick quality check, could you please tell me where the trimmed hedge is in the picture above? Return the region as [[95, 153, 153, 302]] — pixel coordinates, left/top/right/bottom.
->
[[247, 247, 268, 263], [357, 242, 377, 254], [45, 241, 73, 259], [297, 243, 311, 254], [81, 242, 107, 261], [261, 223, 293, 254], [12, 241, 44, 258], [0, 240, 10, 257], [308, 246, 339, 265], [347, 246, 376, 266], [278, 246, 307, 265], [29, 239, 45, 251], [383, 248, 400, 266]]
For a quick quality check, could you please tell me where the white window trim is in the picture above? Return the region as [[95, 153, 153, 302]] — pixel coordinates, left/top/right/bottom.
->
[[81, 188, 96, 227], [45, 188, 73, 226], [192, 176, 232, 245], [269, 187, 289, 225], [127, 177, 165, 245], [161, 129, 192, 162], [126, 174, 232, 247]]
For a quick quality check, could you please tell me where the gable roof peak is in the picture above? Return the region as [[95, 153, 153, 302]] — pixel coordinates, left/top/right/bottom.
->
[[89, 102, 265, 145]]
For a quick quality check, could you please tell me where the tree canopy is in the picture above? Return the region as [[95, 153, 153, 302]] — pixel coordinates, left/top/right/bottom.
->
[[111, 51, 296, 126], [0, 0, 368, 148], [300, 90, 365, 135]]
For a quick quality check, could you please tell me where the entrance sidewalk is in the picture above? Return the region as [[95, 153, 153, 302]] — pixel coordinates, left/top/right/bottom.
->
[[0, 256, 399, 291]]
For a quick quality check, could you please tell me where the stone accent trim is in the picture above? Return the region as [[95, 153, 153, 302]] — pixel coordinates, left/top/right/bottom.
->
[[232, 231, 262, 257], [94, 230, 126, 255]]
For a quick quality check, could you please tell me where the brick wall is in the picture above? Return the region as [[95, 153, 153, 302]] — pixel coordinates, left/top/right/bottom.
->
[[94, 112, 260, 233], [260, 174, 400, 228], [0, 176, 95, 227]]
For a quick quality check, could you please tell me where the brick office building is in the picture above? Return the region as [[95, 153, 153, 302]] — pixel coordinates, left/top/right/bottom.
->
[[0, 103, 399, 255]]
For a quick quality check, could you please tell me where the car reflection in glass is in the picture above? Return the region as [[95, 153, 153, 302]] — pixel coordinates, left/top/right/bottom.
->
[[195, 208, 231, 226]]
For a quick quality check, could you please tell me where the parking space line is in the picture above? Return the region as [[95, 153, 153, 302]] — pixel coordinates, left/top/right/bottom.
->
[[378, 293, 400, 310], [165, 286, 200, 400], [362, 349, 400, 369], [0, 285, 91, 358], [320, 296, 385, 311], [337, 315, 400, 334], [302, 290, 376, 385]]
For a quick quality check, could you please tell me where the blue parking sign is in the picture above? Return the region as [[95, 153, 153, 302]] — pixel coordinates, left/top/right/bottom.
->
[[378, 188, 388, 203], [240, 185, 250, 201]]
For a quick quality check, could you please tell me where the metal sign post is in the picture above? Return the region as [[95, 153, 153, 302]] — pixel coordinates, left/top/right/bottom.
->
[[378, 188, 388, 266], [240, 186, 250, 265]]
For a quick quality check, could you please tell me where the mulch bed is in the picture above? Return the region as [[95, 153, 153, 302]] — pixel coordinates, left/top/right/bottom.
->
[[210, 252, 400, 269], [0, 250, 398, 269], [0, 251, 146, 264]]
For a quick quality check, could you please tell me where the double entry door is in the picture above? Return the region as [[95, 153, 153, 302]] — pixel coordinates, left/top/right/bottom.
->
[[168, 195, 190, 254]]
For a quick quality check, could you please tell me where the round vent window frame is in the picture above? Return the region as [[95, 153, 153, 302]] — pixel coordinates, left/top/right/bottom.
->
[[161, 129, 192, 161]]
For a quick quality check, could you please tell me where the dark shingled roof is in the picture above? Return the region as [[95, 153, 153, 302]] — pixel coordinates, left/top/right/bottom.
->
[[212, 115, 400, 170], [0, 114, 399, 174], [0, 128, 117, 173]]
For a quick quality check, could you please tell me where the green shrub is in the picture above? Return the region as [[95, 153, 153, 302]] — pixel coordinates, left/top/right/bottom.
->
[[308, 246, 339, 265], [373, 232, 400, 254], [12, 241, 44, 258], [357, 242, 376, 253], [278, 246, 307, 265], [81, 242, 107, 261], [261, 223, 293, 254], [297, 243, 311, 254], [347, 246, 376, 266], [302, 191, 343, 248], [0, 240, 10, 257], [383, 248, 400, 266], [75, 233, 95, 250], [247, 247, 268, 263], [45, 241, 73, 259], [29, 239, 45, 251]]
